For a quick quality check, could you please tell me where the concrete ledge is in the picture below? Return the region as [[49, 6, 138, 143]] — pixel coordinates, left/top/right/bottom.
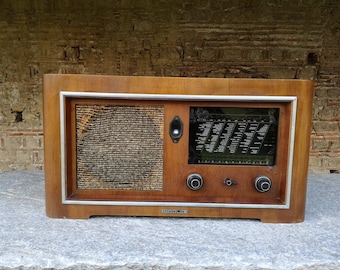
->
[[0, 171, 339, 270]]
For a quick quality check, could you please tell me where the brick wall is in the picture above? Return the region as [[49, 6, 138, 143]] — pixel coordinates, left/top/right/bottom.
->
[[0, 0, 339, 173]]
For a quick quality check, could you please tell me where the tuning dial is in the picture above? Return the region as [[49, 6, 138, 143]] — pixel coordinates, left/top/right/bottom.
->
[[186, 173, 204, 191], [254, 176, 272, 193]]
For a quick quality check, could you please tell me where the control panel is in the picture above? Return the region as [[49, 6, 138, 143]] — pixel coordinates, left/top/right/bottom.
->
[[186, 173, 272, 192]]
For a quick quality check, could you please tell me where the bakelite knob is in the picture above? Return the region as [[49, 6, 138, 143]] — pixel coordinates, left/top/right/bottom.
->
[[254, 176, 272, 192], [186, 173, 204, 191]]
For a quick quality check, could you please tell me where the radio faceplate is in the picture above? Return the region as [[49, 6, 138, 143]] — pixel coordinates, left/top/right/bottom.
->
[[44, 75, 313, 223]]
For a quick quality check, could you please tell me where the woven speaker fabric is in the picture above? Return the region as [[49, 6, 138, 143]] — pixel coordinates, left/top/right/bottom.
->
[[76, 104, 164, 190]]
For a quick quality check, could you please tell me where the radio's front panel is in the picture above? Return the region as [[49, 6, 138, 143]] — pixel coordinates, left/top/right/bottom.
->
[[64, 97, 291, 207]]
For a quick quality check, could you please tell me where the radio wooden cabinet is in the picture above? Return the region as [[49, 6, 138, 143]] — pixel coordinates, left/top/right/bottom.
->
[[43, 75, 313, 223]]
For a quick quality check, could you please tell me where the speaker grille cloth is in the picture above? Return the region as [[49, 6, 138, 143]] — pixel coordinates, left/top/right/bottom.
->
[[76, 104, 164, 190]]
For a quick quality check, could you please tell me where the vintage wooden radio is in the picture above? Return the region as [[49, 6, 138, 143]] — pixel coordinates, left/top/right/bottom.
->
[[43, 75, 313, 223]]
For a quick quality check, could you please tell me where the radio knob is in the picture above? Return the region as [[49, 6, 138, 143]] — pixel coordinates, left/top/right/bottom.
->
[[254, 176, 272, 193], [224, 178, 237, 186], [186, 173, 204, 191]]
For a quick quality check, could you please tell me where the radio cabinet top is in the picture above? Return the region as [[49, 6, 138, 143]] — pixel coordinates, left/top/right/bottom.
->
[[43, 75, 313, 223]]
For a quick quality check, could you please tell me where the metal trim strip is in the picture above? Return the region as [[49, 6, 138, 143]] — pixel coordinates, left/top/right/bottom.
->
[[60, 92, 296, 210]]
